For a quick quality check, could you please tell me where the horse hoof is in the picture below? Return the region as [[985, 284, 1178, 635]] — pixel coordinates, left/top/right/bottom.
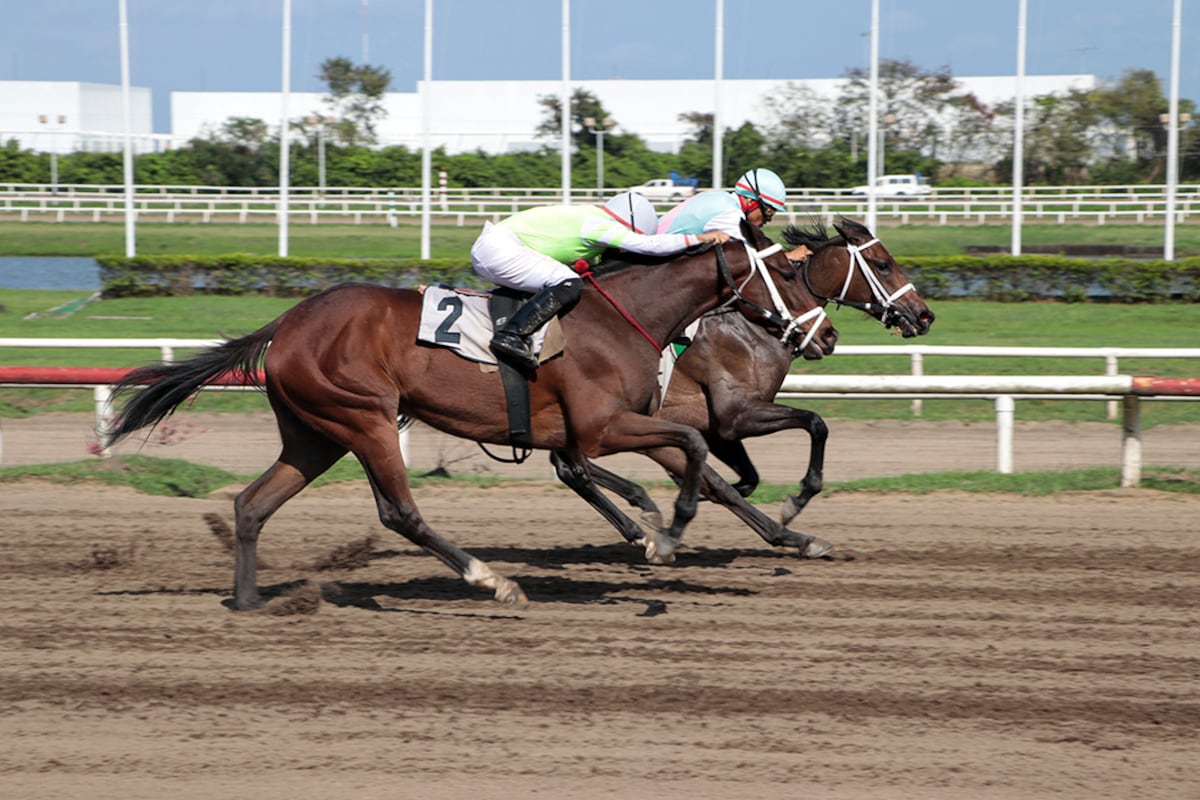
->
[[645, 532, 679, 565], [494, 578, 528, 606], [800, 536, 835, 559]]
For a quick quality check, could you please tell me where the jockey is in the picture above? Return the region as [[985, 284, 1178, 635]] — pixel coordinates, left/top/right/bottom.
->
[[471, 191, 730, 370], [658, 167, 812, 262]]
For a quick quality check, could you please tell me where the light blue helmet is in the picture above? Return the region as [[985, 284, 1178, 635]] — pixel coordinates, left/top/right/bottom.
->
[[733, 167, 787, 211], [603, 191, 659, 235]]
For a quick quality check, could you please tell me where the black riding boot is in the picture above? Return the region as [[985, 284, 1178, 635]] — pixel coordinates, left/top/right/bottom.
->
[[490, 280, 582, 370]]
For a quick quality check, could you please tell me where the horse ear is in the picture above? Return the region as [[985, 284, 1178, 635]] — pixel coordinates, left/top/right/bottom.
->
[[832, 220, 847, 240]]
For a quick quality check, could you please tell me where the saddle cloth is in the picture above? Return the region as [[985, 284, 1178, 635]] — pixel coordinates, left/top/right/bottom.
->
[[417, 285, 564, 367]]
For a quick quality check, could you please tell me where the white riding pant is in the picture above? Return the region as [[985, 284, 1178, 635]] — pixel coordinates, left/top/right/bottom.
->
[[471, 221, 579, 293]]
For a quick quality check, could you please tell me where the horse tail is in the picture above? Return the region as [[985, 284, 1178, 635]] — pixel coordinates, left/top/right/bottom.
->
[[105, 320, 279, 445]]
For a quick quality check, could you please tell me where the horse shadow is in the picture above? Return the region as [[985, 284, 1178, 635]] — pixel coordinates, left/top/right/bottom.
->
[[100, 541, 793, 616]]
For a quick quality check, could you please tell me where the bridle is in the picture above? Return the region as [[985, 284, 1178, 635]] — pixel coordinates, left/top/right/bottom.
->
[[717, 242, 828, 355], [803, 236, 915, 330]]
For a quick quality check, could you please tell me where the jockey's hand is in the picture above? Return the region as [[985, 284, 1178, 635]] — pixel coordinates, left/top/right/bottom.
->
[[786, 244, 812, 263], [696, 231, 731, 245]]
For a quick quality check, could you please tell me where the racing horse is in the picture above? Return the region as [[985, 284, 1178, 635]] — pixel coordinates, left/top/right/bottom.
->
[[553, 217, 934, 545], [104, 238, 838, 608]]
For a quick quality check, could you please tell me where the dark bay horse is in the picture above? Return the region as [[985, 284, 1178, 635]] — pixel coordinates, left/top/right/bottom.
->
[[556, 217, 934, 545], [105, 239, 837, 608]]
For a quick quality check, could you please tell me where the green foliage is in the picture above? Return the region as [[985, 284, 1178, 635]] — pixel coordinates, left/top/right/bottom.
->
[[902, 255, 1200, 302], [90, 251, 1200, 303], [95, 254, 478, 297], [0, 61, 1196, 189]]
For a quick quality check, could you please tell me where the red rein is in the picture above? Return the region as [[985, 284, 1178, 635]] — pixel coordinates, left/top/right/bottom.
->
[[573, 259, 661, 352]]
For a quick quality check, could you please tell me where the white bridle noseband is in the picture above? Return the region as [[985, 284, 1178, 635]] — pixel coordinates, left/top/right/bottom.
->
[[834, 238, 916, 324], [744, 242, 828, 353]]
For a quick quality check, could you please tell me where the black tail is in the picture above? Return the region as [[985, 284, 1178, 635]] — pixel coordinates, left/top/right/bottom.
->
[[105, 321, 279, 445]]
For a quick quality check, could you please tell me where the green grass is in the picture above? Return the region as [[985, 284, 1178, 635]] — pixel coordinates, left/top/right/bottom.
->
[[748, 467, 1200, 501], [0, 454, 515, 496], [3, 455, 1196, 498], [2, 293, 1198, 424], [0, 221, 481, 259], [2, 220, 1198, 258]]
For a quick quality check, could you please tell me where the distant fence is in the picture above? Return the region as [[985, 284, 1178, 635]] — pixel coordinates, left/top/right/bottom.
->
[[3, 338, 1200, 486], [1, 182, 1197, 226]]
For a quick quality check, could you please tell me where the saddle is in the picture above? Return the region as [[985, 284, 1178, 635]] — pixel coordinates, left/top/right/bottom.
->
[[417, 285, 566, 455]]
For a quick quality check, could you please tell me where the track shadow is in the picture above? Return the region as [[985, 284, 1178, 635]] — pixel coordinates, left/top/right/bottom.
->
[[372, 541, 799, 569], [320, 572, 755, 611]]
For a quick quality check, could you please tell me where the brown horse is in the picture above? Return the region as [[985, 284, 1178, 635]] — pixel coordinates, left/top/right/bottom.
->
[[104, 239, 838, 608], [554, 217, 934, 544]]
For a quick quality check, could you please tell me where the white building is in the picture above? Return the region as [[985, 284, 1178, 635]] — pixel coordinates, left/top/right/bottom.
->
[[0, 75, 1093, 156], [0, 80, 161, 153], [171, 75, 1094, 154]]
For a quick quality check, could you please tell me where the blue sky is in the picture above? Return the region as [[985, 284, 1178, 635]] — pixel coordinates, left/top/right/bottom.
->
[[3, 0, 1196, 133]]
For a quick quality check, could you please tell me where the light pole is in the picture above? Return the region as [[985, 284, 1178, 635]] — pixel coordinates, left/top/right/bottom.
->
[[306, 116, 332, 196], [1160, 111, 1192, 262], [584, 116, 614, 199], [39, 114, 67, 195]]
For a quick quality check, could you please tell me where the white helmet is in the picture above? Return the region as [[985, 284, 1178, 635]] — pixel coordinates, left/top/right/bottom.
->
[[603, 191, 659, 235]]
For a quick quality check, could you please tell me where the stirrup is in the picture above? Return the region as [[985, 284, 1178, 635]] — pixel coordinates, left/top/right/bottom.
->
[[490, 332, 538, 370]]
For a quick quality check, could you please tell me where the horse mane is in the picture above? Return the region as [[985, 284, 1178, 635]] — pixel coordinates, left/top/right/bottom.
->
[[781, 216, 874, 252]]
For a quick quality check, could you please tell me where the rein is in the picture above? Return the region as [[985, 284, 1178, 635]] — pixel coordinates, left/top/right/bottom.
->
[[575, 243, 825, 356], [572, 259, 661, 352], [804, 237, 915, 328]]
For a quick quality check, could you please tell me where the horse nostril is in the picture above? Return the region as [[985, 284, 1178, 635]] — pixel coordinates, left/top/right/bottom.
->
[[823, 327, 839, 348]]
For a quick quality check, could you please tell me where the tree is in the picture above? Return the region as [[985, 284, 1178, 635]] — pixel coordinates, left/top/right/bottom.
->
[[1089, 69, 1197, 183], [535, 88, 612, 150], [837, 59, 965, 153], [991, 90, 1097, 184], [317, 56, 392, 146]]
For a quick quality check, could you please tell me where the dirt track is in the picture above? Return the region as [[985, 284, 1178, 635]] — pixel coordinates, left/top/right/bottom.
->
[[1, 414, 1198, 799]]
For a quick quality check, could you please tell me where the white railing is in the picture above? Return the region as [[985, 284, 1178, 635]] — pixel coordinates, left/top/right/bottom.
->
[[827, 344, 1200, 419], [2, 338, 1198, 485], [1, 183, 1196, 226]]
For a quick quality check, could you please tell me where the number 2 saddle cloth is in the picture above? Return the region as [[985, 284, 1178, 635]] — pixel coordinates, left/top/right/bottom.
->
[[416, 284, 565, 368]]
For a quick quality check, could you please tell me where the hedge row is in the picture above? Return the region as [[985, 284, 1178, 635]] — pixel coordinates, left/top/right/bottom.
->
[[97, 254, 481, 298], [98, 253, 1200, 303]]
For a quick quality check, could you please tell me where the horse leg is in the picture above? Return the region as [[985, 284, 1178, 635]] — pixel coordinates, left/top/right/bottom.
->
[[347, 420, 526, 605], [232, 408, 349, 609], [712, 401, 829, 528], [708, 438, 760, 498], [549, 451, 655, 545], [591, 414, 709, 565], [639, 445, 834, 560]]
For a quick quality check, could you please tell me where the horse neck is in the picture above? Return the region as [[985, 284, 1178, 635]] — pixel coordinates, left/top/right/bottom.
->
[[585, 244, 754, 348]]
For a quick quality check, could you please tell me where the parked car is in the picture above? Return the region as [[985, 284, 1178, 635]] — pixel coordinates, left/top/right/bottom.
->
[[849, 173, 933, 199], [628, 173, 699, 203]]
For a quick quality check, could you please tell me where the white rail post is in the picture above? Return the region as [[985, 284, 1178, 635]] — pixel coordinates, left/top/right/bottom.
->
[[910, 351, 923, 417], [1120, 395, 1142, 488], [94, 385, 114, 459], [995, 395, 1014, 473], [399, 425, 410, 466], [1105, 354, 1118, 420]]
